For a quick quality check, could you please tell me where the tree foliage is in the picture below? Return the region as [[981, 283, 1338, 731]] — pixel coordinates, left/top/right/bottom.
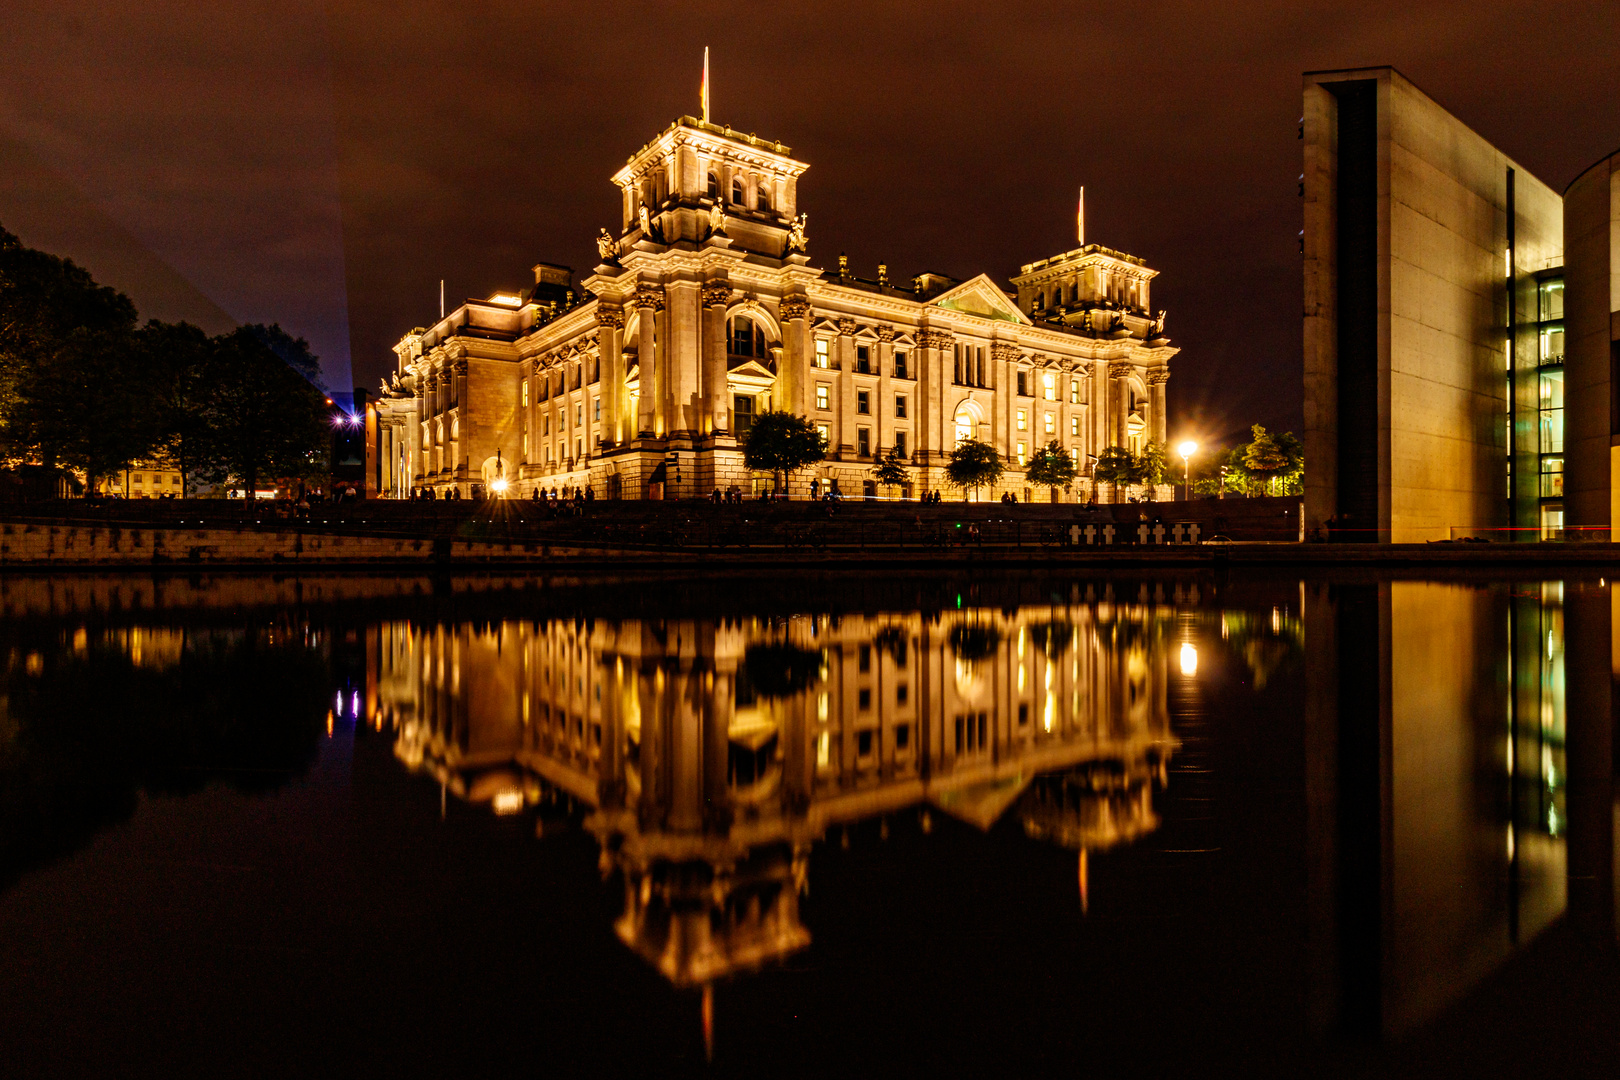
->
[[1024, 439, 1077, 498], [0, 225, 332, 497], [945, 437, 1004, 500], [870, 445, 908, 497], [742, 410, 826, 492], [1136, 441, 1168, 487], [1092, 446, 1137, 498]]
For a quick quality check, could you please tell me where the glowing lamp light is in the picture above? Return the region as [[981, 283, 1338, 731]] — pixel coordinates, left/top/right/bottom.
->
[[489, 293, 523, 307], [1177, 440, 1198, 459], [490, 478, 509, 494], [491, 789, 524, 815], [1179, 642, 1198, 677]]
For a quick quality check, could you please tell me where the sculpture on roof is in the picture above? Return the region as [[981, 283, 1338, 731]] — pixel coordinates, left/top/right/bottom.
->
[[638, 204, 652, 237], [1150, 310, 1167, 338], [788, 212, 809, 253], [708, 201, 727, 237], [596, 228, 618, 263]]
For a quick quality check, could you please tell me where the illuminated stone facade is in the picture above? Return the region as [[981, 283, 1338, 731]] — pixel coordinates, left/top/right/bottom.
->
[[371, 594, 1180, 984], [369, 116, 1178, 501]]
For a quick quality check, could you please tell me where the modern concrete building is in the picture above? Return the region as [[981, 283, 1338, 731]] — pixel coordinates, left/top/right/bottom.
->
[[1303, 67, 1565, 542], [368, 112, 1179, 501], [1562, 150, 1620, 533]]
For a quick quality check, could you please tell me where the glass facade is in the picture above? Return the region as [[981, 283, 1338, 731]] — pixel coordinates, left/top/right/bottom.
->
[[1534, 272, 1564, 536]]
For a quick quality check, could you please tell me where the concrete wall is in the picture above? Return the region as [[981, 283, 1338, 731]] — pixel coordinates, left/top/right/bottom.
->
[[1303, 67, 1562, 542], [1563, 151, 1619, 530]]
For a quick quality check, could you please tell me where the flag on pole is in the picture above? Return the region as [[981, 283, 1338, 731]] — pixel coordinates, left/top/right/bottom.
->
[[701, 47, 710, 124], [1077, 186, 1085, 246]]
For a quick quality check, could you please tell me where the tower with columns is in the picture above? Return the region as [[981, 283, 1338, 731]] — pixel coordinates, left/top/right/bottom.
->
[[370, 114, 1178, 501]]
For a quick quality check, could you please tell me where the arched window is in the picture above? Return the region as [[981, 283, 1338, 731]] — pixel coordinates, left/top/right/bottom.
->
[[728, 316, 767, 358], [707, 172, 720, 199], [954, 408, 976, 445], [732, 177, 744, 204], [756, 182, 771, 212]]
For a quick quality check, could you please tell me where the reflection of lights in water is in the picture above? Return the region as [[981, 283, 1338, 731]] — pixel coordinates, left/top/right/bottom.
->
[[492, 790, 524, 815], [1179, 643, 1198, 677], [1044, 692, 1055, 732], [1018, 665, 1026, 692], [1271, 607, 1280, 633], [816, 732, 830, 767], [351, 690, 360, 716], [1548, 806, 1560, 836], [334, 690, 343, 714]]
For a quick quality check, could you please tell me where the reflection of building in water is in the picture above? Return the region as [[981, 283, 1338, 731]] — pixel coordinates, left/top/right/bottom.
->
[[370, 602, 1177, 985], [1304, 580, 1569, 1037]]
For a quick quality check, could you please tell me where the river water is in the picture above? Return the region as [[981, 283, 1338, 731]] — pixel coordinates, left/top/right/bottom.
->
[[1, 571, 1616, 1077]]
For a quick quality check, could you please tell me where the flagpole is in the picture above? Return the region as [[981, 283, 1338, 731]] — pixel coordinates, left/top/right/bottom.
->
[[702, 47, 710, 124], [1078, 186, 1085, 247]]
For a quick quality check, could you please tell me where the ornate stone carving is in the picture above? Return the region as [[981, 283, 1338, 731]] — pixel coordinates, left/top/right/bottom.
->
[[701, 283, 732, 308], [875, 325, 896, 342], [916, 328, 954, 349], [778, 295, 811, 321], [991, 342, 1021, 364], [836, 317, 858, 336], [595, 304, 624, 329], [1146, 369, 1171, 385], [1107, 361, 1133, 379], [634, 284, 665, 311]]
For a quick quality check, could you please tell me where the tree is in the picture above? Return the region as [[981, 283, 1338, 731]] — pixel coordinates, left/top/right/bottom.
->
[[194, 326, 330, 499], [1243, 424, 1291, 495], [1024, 439, 1077, 502], [742, 410, 826, 495], [141, 321, 214, 497], [870, 445, 907, 499], [1135, 441, 1168, 500], [945, 437, 1003, 501], [1092, 446, 1136, 503]]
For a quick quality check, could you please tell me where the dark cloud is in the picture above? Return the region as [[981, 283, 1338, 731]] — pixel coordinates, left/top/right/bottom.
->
[[4, 0, 1616, 436]]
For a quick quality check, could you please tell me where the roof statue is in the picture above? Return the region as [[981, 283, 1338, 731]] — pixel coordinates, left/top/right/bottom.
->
[[707, 201, 727, 237], [788, 212, 808, 252], [596, 228, 619, 263], [637, 204, 651, 237]]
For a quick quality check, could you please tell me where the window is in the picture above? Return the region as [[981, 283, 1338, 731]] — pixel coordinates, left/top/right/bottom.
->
[[707, 172, 720, 199], [1017, 371, 1029, 396], [894, 351, 908, 378], [857, 428, 871, 457], [577, 438, 583, 460], [858, 644, 871, 672], [757, 183, 771, 212], [522, 433, 529, 457], [734, 393, 755, 433], [858, 686, 872, 710], [856, 345, 870, 373], [576, 404, 583, 426], [522, 381, 529, 408], [1070, 379, 1081, 404], [729, 317, 766, 357], [895, 395, 907, 419], [857, 390, 870, 414], [543, 415, 550, 435], [1017, 442, 1027, 465], [1070, 415, 1081, 437], [1043, 371, 1056, 401], [857, 729, 874, 756], [732, 177, 743, 204], [816, 422, 830, 444], [1016, 409, 1027, 431], [594, 398, 601, 421], [816, 384, 830, 410], [814, 338, 830, 368], [895, 431, 908, 457], [953, 344, 964, 384], [1044, 413, 1056, 434], [1539, 278, 1565, 321]]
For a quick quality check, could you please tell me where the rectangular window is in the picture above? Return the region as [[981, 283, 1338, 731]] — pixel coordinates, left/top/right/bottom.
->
[[543, 415, 550, 435], [857, 428, 871, 457], [954, 345, 964, 384], [857, 390, 870, 414], [1070, 415, 1081, 437], [522, 381, 529, 408], [895, 395, 907, 419], [1016, 409, 1027, 431], [1043, 371, 1056, 401], [1070, 379, 1081, 404], [894, 351, 908, 378], [1017, 442, 1027, 465], [816, 422, 831, 444], [594, 398, 601, 420], [814, 339, 830, 368], [856, 345, 870, 374], [1017, 371, 1028, 396], [857, 729, 873, 756], [895, 431, 908, 458], [1044, 413, 1056, 434], [576, 404, 583, 426], [816, 384, 830, 410]]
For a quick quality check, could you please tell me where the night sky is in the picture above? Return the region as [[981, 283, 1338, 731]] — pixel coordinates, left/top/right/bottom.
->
[[3, 1, 1616, 443]]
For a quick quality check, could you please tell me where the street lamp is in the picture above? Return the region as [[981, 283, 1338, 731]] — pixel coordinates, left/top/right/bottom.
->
[[1176, 440, 1198, 503]]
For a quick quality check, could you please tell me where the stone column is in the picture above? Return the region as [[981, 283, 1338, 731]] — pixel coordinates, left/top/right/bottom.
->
[[596, 306, 625, 447], [876, 326, 895, 453], [991, 343, 1020, 457], [779, 294, 811, 416], [836, 317, 857, 458], [701, 282, 731, 432], [1148, 368, 1169, 446], [916, 328, 951, 463], [668, 280, 701, 436], [634, 284, 663, 437], [1107, 361, 1132, 448]]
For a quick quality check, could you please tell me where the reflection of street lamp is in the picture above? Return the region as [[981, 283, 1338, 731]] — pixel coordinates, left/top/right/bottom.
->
[[1176, 440, 1198, 503], [491, 449, 507, 497]]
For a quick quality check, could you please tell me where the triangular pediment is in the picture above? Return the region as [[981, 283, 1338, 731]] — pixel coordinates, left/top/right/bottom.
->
[[931, 274, 1029, 324]]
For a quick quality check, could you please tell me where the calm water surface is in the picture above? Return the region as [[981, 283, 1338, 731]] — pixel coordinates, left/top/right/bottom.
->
[[2, 571, 1617, 1077]]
